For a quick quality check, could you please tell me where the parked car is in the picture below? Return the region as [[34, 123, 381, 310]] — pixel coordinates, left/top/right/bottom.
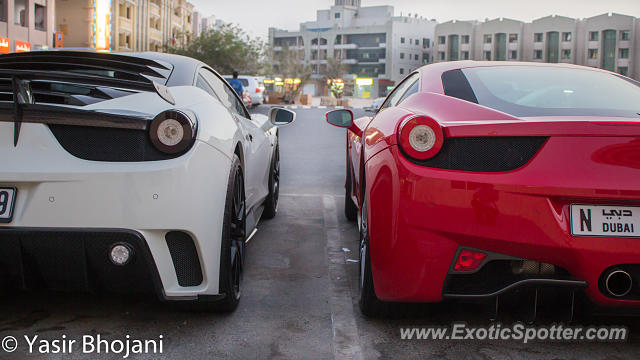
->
[[223, 75, 265, 106], [326, 61, 640, 317], [364, 97, 385, 112], [0, 51, 295, 311]]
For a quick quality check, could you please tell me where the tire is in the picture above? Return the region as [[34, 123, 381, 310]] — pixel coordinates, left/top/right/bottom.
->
[[358, 193, 390, 317], [207, 154, 246, 312], [262, 142, 280, 219], [344, 163, 358, 221]]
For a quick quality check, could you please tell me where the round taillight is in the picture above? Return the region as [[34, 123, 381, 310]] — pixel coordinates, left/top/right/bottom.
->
[[397, 115, 444, 160], [149, 110, 197, 154]]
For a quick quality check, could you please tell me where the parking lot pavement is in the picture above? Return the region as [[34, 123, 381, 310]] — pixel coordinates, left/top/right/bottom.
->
[[1, 105, 640, 359]]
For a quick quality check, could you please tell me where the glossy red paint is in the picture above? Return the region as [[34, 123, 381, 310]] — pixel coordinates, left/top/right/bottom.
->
[[338, 61, 640, 307]]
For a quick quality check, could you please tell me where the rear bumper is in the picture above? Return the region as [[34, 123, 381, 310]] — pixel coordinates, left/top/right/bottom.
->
[[365, 140, 640, 307], [0, 228, 163, 295]]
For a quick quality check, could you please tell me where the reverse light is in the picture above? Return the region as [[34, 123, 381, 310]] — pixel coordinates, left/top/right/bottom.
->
[[454, 249, 487, 271], [110, 243, 133, 266], [398, 115, 443, 160], [149, 110, 197, 154]]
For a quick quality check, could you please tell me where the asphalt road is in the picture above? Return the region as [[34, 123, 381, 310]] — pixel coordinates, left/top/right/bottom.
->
[[1, 106, 640, 359]]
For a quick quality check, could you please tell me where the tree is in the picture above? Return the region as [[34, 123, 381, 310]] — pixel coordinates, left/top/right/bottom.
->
[[324, 58, 348, 99], [271, 45, 312, 103], [165, 24, 267, 75]]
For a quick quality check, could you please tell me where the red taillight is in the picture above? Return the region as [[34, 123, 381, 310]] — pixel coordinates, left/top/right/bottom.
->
[[256, 88, 261, 93], [397, 115, 443, 160], [454, 249, 487, 271]]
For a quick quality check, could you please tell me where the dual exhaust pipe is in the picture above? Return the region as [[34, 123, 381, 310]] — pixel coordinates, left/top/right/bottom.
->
[[605, 269, 633, 297]]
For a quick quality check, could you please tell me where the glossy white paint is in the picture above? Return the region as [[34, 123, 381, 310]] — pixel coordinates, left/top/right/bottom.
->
[[0, 85, 281, 299]]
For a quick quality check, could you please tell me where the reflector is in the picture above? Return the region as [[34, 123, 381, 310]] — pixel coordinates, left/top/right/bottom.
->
[[454, 249, 487, 271]]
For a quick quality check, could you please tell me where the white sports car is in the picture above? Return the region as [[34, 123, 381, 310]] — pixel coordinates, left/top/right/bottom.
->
[[0, 51, 295, 311]]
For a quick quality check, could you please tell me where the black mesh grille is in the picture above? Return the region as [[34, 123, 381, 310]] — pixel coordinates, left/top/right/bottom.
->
[[411, 136, 548, 172], [0, 229, 160, 294], [48, 124, 179, 162], [165, 231, 203, 287]]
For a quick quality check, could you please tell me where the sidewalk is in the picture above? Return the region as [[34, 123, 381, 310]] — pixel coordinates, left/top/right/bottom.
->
[[310, 97, 373, 108]]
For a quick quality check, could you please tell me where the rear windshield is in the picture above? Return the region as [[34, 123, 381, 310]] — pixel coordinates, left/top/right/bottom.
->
[[447, 66, 640, 118]]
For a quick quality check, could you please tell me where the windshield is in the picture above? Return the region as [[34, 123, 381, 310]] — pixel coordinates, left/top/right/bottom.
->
[[459, 66, 640, 118]]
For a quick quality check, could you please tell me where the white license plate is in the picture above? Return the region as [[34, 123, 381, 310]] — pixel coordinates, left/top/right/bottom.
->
[[0, 187, 16, 223], [571, 204, 640, 238]]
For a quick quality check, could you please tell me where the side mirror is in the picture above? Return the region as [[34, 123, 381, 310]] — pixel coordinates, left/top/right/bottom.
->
[[325, 109, 354, 128], [269, 107, 296, 126]]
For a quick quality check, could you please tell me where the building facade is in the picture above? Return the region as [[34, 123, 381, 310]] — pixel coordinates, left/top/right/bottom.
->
[[435, 13, 640, 80], [0, 0, 55, 52], [269, 0, 436, 96], [56, 0, 194, 52]]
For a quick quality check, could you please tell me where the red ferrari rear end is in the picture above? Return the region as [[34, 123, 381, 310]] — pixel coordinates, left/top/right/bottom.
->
[[336, 62, 640, 316]]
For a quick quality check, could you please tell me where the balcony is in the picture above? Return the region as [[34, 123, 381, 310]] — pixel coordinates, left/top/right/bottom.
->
[[149, 2, 161, 18], [334, 43, 357, 50], [149, 28, 162, 42], [119, 17, 133, 32], [343, 59, 357, 64]]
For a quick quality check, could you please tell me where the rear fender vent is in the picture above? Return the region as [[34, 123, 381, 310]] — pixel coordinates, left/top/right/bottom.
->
[[165, 231, 203, 287]]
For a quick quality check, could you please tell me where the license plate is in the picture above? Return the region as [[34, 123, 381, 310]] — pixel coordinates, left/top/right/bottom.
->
[[0, 187, 16, 223], [571, 204, 640, 238]]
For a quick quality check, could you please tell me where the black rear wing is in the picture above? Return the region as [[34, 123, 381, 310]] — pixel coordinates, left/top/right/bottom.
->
[[0, 52, 175, 145]]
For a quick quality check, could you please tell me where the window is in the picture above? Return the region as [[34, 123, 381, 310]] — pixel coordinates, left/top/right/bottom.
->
[[198, 68, 249, 118], [533, 50, 542, 59], [461, 51, 469, 60], [380, 72, 419, 111], [589, 31, 599, 41], [620, 30, 631, 41], [461, 35, 470, 44], [509, 50, 517, 60], [618, 67, 628, 76], [14, 0, 26, 26], [619, 48, 629, 59], [0, 0, 5, 22], [414, 54, 419, 61], [562, 32, 572, 42], [126, 6, 131, 19], [397, 79, 419, 104], [400, 52, 405, 59], [459, 66, 640, 117], [588, 49, 598, 59], [483, 34, 492, 43], [534, 33, 543, 42], [34, 3, 46, 31], [484, 51, 491, 60], [415, 39, 419, 46], [362, 52, 370, 59], [401, 37, 405, 44], [509, 33, 518, 43], [399, 68, 404, 75], [438, 36, 445, 44], [438, 52, 445, 60], [562, 49, 571, 59], [422, 38, 430, 48], [335, 12, 341, 19]]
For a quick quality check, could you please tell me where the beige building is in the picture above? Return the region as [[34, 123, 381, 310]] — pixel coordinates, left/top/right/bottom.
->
[[434, 13, 640, 80], [0, 0, 55, 52], [56, 0, 194, 52]]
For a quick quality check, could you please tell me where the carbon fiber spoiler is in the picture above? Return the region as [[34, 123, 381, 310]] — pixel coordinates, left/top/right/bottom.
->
[[0, 52, 176, 146]]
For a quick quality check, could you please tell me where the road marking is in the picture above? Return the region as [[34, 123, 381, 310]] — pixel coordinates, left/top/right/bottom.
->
[[323, 195, 364, 360]]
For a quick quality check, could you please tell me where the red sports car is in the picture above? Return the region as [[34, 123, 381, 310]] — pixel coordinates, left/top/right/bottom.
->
[[326, 61, 640, 317]]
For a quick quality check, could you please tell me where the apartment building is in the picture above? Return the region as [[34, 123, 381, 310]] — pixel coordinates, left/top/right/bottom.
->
[[0, 0, 55, 52], [56, 0, 194, 52], [435, 12, 640, 80], [269, 0, 436, 97]]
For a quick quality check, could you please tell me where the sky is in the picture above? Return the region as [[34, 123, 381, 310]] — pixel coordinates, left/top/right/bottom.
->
[[190, 0, 640, 40]]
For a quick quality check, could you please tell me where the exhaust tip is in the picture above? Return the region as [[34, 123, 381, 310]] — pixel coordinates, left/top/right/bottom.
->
[[605, 270, 633, 297]]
